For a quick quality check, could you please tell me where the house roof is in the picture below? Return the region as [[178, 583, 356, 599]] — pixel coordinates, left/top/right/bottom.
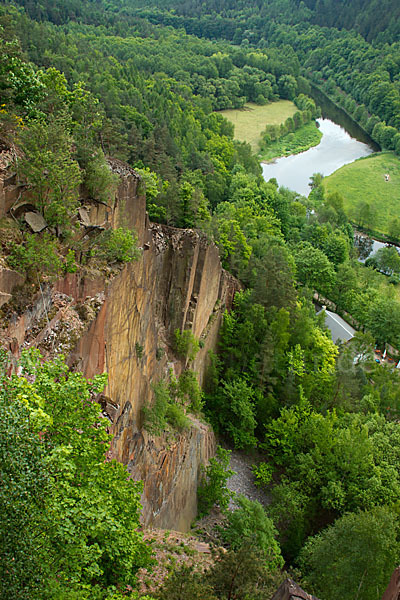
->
[[271, 578, 320, 600], [317, 308, 356, 343], [382, 567, 400, 600]]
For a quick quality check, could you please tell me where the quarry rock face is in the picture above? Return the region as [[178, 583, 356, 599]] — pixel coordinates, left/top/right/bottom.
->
[[0, 150, 20, 218], [0, 268, 25, 308], [72, 170, 238, 530], [2, 161, 238, 531]]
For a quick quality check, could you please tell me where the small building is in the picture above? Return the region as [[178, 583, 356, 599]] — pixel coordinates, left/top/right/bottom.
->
[[271, 578, 320, 600], [317, 306, 356, 344]]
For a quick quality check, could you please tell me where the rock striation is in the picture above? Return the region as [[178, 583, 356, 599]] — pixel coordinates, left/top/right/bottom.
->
[[1, 159, 239, 530], [70, 166, 238, 529]]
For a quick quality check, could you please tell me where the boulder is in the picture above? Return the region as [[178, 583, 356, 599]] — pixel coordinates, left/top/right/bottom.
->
[[25, 211, 47, 232], [0, 291, 12, 308]]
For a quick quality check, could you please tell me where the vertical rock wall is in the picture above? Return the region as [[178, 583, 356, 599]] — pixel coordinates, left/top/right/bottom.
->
[[71, 168, 238, 530], [1, 159, 238, 531]]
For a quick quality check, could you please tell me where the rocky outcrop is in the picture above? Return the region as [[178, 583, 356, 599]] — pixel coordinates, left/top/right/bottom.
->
[[0, 268, 25, 308], [0, 147, 21, 218], [1, 160, 238, 531], [70, 174, 238, 529]]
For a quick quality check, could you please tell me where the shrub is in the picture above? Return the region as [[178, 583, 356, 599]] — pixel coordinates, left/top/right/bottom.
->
[[95, 227, 141, 263], [142, 379, 191, 435], [165, 403, 190, 431], [178, 369, 204, 413], [84, 150, 119, 204], [64, 248, 77, 273], [253, 462, 274, 488], [156, 347, 165, 361], [7, 233, 62, 280], [207, 543, 285, 600], [0, 350, 151, 598], [218, 495, 284, 570], [174, 329, 200, 362], [141, 381, 170, 435], [197, 446, 234, 517]]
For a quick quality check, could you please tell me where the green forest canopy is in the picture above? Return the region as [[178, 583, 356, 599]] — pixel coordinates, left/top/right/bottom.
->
[[2, 2, 400, 599]]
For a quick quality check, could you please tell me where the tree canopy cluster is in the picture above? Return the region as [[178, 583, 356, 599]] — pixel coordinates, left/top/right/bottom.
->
[[118, 0, 400, 153], [2, 2, 400, 599], [0, 350, 151, 599]]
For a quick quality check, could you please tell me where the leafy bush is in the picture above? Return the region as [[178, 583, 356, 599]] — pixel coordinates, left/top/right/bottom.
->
[[157, 565, 218, 600], [165, 402, 190, 431], [7, 233, 62, 279], [197, 446, 234, 517], [0, 350, 151, 599], [174, 329, 200, 362], [135, 342, 144, 360], [84, 150, 119, 204], [177, 369, 204, 413], [207, 543, 285, 600], [156, 347, 165, 361], [142, 379, 191, 435], [141, 381, 170, 435], [95, 227, 141, 263], [218, 496, 284, 570], [64, 248, 77, 273], [253, 462, 274, 488], [158, 545, 286, 600]]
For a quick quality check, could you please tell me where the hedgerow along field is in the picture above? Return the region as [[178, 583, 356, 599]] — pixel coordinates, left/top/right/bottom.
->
[[323, 152, 400, 236], [259, 120, 322, 161], [220, 100, 297, 152]]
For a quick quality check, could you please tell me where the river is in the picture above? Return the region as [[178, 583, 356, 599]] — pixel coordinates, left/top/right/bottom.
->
[[261, 118, 375, 196], [261, 87, 379, 196], [357, 235, 393, 262]]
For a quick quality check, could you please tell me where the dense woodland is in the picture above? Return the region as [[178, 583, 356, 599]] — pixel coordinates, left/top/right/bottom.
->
[[2, 1, 400, 599]]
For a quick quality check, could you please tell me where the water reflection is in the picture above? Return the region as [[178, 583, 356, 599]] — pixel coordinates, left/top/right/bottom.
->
[[261, 118, 375, 196], [357, 236, 392, 262]]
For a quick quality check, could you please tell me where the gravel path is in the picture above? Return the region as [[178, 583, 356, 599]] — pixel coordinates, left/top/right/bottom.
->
[[194, 448, 271, 542], [226, 449, 270, 509]]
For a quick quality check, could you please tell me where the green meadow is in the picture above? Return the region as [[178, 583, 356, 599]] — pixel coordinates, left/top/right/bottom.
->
[[220, 100, 297, 152], [323, 152, 400, 236]]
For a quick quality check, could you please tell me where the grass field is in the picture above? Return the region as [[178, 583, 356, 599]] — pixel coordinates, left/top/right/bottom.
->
[[259, 121, 322, 161], [323, 152, 400, 236], [220, 100, 297, 152]]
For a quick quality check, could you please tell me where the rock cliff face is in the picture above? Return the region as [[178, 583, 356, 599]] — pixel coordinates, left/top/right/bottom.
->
[[1, 157, 239, 531]]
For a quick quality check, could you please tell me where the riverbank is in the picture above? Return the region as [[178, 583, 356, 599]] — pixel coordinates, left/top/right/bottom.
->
[[305, 80, 380, 150], [259, 121, 322, 162], [323, 152, 400, 236], [354, 227, 400, 249], [261, 118, 373, 196], [219, 100, 297, 152]]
